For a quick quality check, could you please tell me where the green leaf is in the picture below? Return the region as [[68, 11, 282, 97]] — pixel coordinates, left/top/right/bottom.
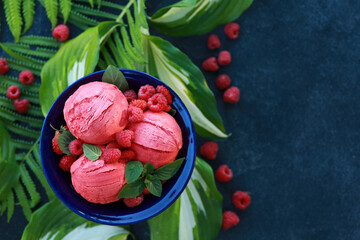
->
[[145, 175, 162, 197], [154, 157, 185, 180], [40, 21, 120, 116], [3, 0, 22, 42], [149, 0, 253, 36], [57, 130, 76, 155], [44, 0, 58, 30], [168, 108, 176, 117], [118, 179, 145, 198], [125, 161, 143, 184], [83, 143, 102, 161], [102, 65, 129, 91], [143, 162, 154, 176], [89, 0, 94, 8], [22, 0, 35, 34], [60, 0, 72, 23], [0, 162, 20, 202], [148, 158, 223, 240]]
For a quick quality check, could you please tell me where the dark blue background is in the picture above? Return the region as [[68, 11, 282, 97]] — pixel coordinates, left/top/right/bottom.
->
[[1, 0, 360, 239]]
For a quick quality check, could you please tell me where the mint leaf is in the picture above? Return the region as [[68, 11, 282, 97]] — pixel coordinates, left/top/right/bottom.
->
[[125, 161, 143, 184], [102, 65, 129, 92], [145, 175, 162, 197], [143, 163, 154, 176], [56, 130, 76, 155], [118, 179, 145, 198], [83, 143, 102, 161], [154, 158, 185, 180], [168, 108, 177, 117]]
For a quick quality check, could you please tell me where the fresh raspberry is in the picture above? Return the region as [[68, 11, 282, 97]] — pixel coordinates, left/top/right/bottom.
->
[[224, 22, 240, 39], [223, 86, 240, 103], [123, 194, 144, 207], [232, 191, 251, 210], [124, 89, 137, 102], [164, 105, 172, 112], [68, 139, 83, 155], [218, 51, 231, 66], [148, 93, 167, 112], [202, 57, 219, 71], [222, 211, 240, 230], [161, 180, 167, 184], [19, 70, 34, 85], [138, 84, 156, 101], [127, 106, 144, 123], [14, 98, 29, 114], [116, 130, 134, 148], [120, 149, 136, 160], [106, 141, 122, 149], [207, 34, 221, 50], [0, 58, 9, 74], [200, 141, 218, 160], [215, 164, 233, 183], [216, 74, 231, 90], [143, 187, 150, 195], [7, 85, 20, 99], [58, 155, 77, 171], [52, 131, 63, 155], [130, 99, 147, 110], [156, 85, 172, 104], [102, 148, 122, 163], [52, 24, 70, 42]]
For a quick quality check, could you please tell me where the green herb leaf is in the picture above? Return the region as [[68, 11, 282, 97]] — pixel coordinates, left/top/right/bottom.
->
[[83, 143, 102, 161], [143, 163, 154, 176], [56, 130, 76, 155], [154, 158, 185, 180], [125, 161, 143, 184], [145, 175, 162, 197], [168, 108, 176, 117], [118, 179, 145, 198], [102, 65, 129, 92]]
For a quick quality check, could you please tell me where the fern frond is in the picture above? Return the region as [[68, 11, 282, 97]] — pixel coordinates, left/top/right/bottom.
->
[[127, 9, 142, 51], [44, 0, 58, 30], [106, 37, 131, 68], [112, 32, 135, 69], [14, 183, 32, 220], [67, 10, 99, 29], [2, 120, 41, 140], [120, 26, 145, 64], [20, 35, 61, 48], [100, 47, 116, 66], [60, 0, 72, 23], [75, 0, 124, 10], [0, 96, 42, 117], [13, 139, 34, 150], [6, 191, 15, 222], [4, 0, 22, 42], [72, 3, 117, 19], [97, 0, 101, 9], [88, 0, 94, 8], [1, 43, 55, 59], [32, 144, 41, 166], [0, 87, 40, 105], [22, 0, 35, 34], [0, 75, 41, 90], [5, 59, 41, 76], [98, 58, 107, 69], [0, 106, 43, 128], [20, 165, 41, 208]]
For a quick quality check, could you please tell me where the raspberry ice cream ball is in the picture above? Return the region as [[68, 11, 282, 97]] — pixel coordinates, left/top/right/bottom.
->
[[53, 24, 70, 42], [63, 82, 128, 145]]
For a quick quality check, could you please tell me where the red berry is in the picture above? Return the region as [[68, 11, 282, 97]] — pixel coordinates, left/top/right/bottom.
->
[[52, 131, 63, 155], [19, 70, 34, 85], [130, 99, 147, 110], [116, 130, 134, 148], [202, 57, 219, 71], [200, 141, 218, 160], [148, 93, 167, 112], [224, 22, 240, 39], [218, 51, 231, 66], [7, 85, 20, 99], [102, 148, 122, 163], [223, 86, 240, 103], [120, 149, 136, 160], [207, 34, 221, 50], [215, 164, 233, 182], [59, 155, 77, 171], [143, 187, 150, 195], [232, 191, 251, 210], [14, 98, 29, 114], [0, 58, 9, 74], [138, 84, 156, 101], [68, 139, 83, 155], [156, 85, 172, 104], [216, 74, 231, 90], [222, 211, 240, 230], [123, 194, 144, 207], [52, 24, 70, 42], [164, 105, 172, 112], [124, 89, 137, 102], [127, 106, 144, 123], [106, 141, 122, 149]]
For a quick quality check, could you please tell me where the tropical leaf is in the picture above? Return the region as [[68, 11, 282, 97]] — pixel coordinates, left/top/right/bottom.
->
[[22, 0, 35, 34], [43, 0, 58, 30], [60, 0, 72, 23], [3, 0, 22, 42]]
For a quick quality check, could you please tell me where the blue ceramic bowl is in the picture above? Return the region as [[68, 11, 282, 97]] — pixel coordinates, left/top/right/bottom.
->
[[40, 69, 196, 225]]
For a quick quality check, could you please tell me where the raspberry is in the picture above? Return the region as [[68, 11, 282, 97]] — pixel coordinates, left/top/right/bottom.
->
[[216, 74, 231, 90], [143, 187, 150, 195], [200, 141, 218, 160], [222, 211, 240, 230], [138, 84, 156, 101], [52, 131, 63, 155], [59, 155, 77, 171], [215, 164, 233, 182], [123, 194, 144, 207], [148, 93, 167, 112], [106, 141, 122, 149], [7, 85, 20, 99], [207, 34, 221, 50], [102, 148, 122, 163], [130, 99, 147, 110], [218, 51, 231, 66], [52, 24, 70, 42], [156, 85, 172, 104], [0, 58, 9, 74], [232, 191, 251, 210], [224, 22, 240, 39], [223, 86, 240, 103], [116, 130, 134, 148], [19, 70, 34, 85], [202, 57, 219, 71], [124, 89, 137, 102], [164, 105, 172, 112], [127, 106, 144, 123], [120, 149, 136, 160], [14, 98, 29, 114], [68, 139, 83, 155]]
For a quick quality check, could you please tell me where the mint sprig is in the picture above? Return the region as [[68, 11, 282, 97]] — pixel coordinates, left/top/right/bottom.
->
[[56, 128, 76, 155], [125, 161, 143, 184], [83, 143, 102, 161], [102, 65, 129, 92]]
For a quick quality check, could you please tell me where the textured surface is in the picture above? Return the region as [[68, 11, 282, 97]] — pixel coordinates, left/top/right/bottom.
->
[[1, 0, 360, 239]]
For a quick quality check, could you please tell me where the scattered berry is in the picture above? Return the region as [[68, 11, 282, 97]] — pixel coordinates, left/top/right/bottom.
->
[[7, 85, 20, 99], [127, 106, 144, 123], [202, 57, 219, 71], [164, 105, 172, 112], [52, 131, 63, 155], [218, 51, 231, 66], [0, 58, 9, 74], [207, 34, 221, 50], [116, 130, 135, 148], [52, 24, 70, 42], [224, 22, 240, 39], [143, 187, 151, 195], [222, 211, 240, 230], [216, 74, 231, 90], [215, 164, 233, 183], [120, 149, 136, 160], [14, 98, 29, 114], [102, 148, 122, 163], [123, 194, 144, 207], [19, 70, 34, 85], [200, 141, 218, 160], [138, 84, 156, 101], [106, 141, 122, 149], [130, 99, 147, 110], [232, 191, 251, 210], [124, 89, 137, 102], [156, 85, 172, 104], [59, 155, 77, 171], [148, 93, 167, 112], [223, 86, 240, 103], [68, 139, 83, 155]]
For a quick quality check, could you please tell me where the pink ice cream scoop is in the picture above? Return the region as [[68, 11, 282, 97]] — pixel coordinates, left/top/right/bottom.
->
[[128, 110, 183, 169], [70, 154, 126, 204], [63, 81, 128, 145]]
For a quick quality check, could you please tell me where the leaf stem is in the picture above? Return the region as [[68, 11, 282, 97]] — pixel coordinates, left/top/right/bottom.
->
[[20, 137, 40, 164], [116, 0, 135, 23]]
